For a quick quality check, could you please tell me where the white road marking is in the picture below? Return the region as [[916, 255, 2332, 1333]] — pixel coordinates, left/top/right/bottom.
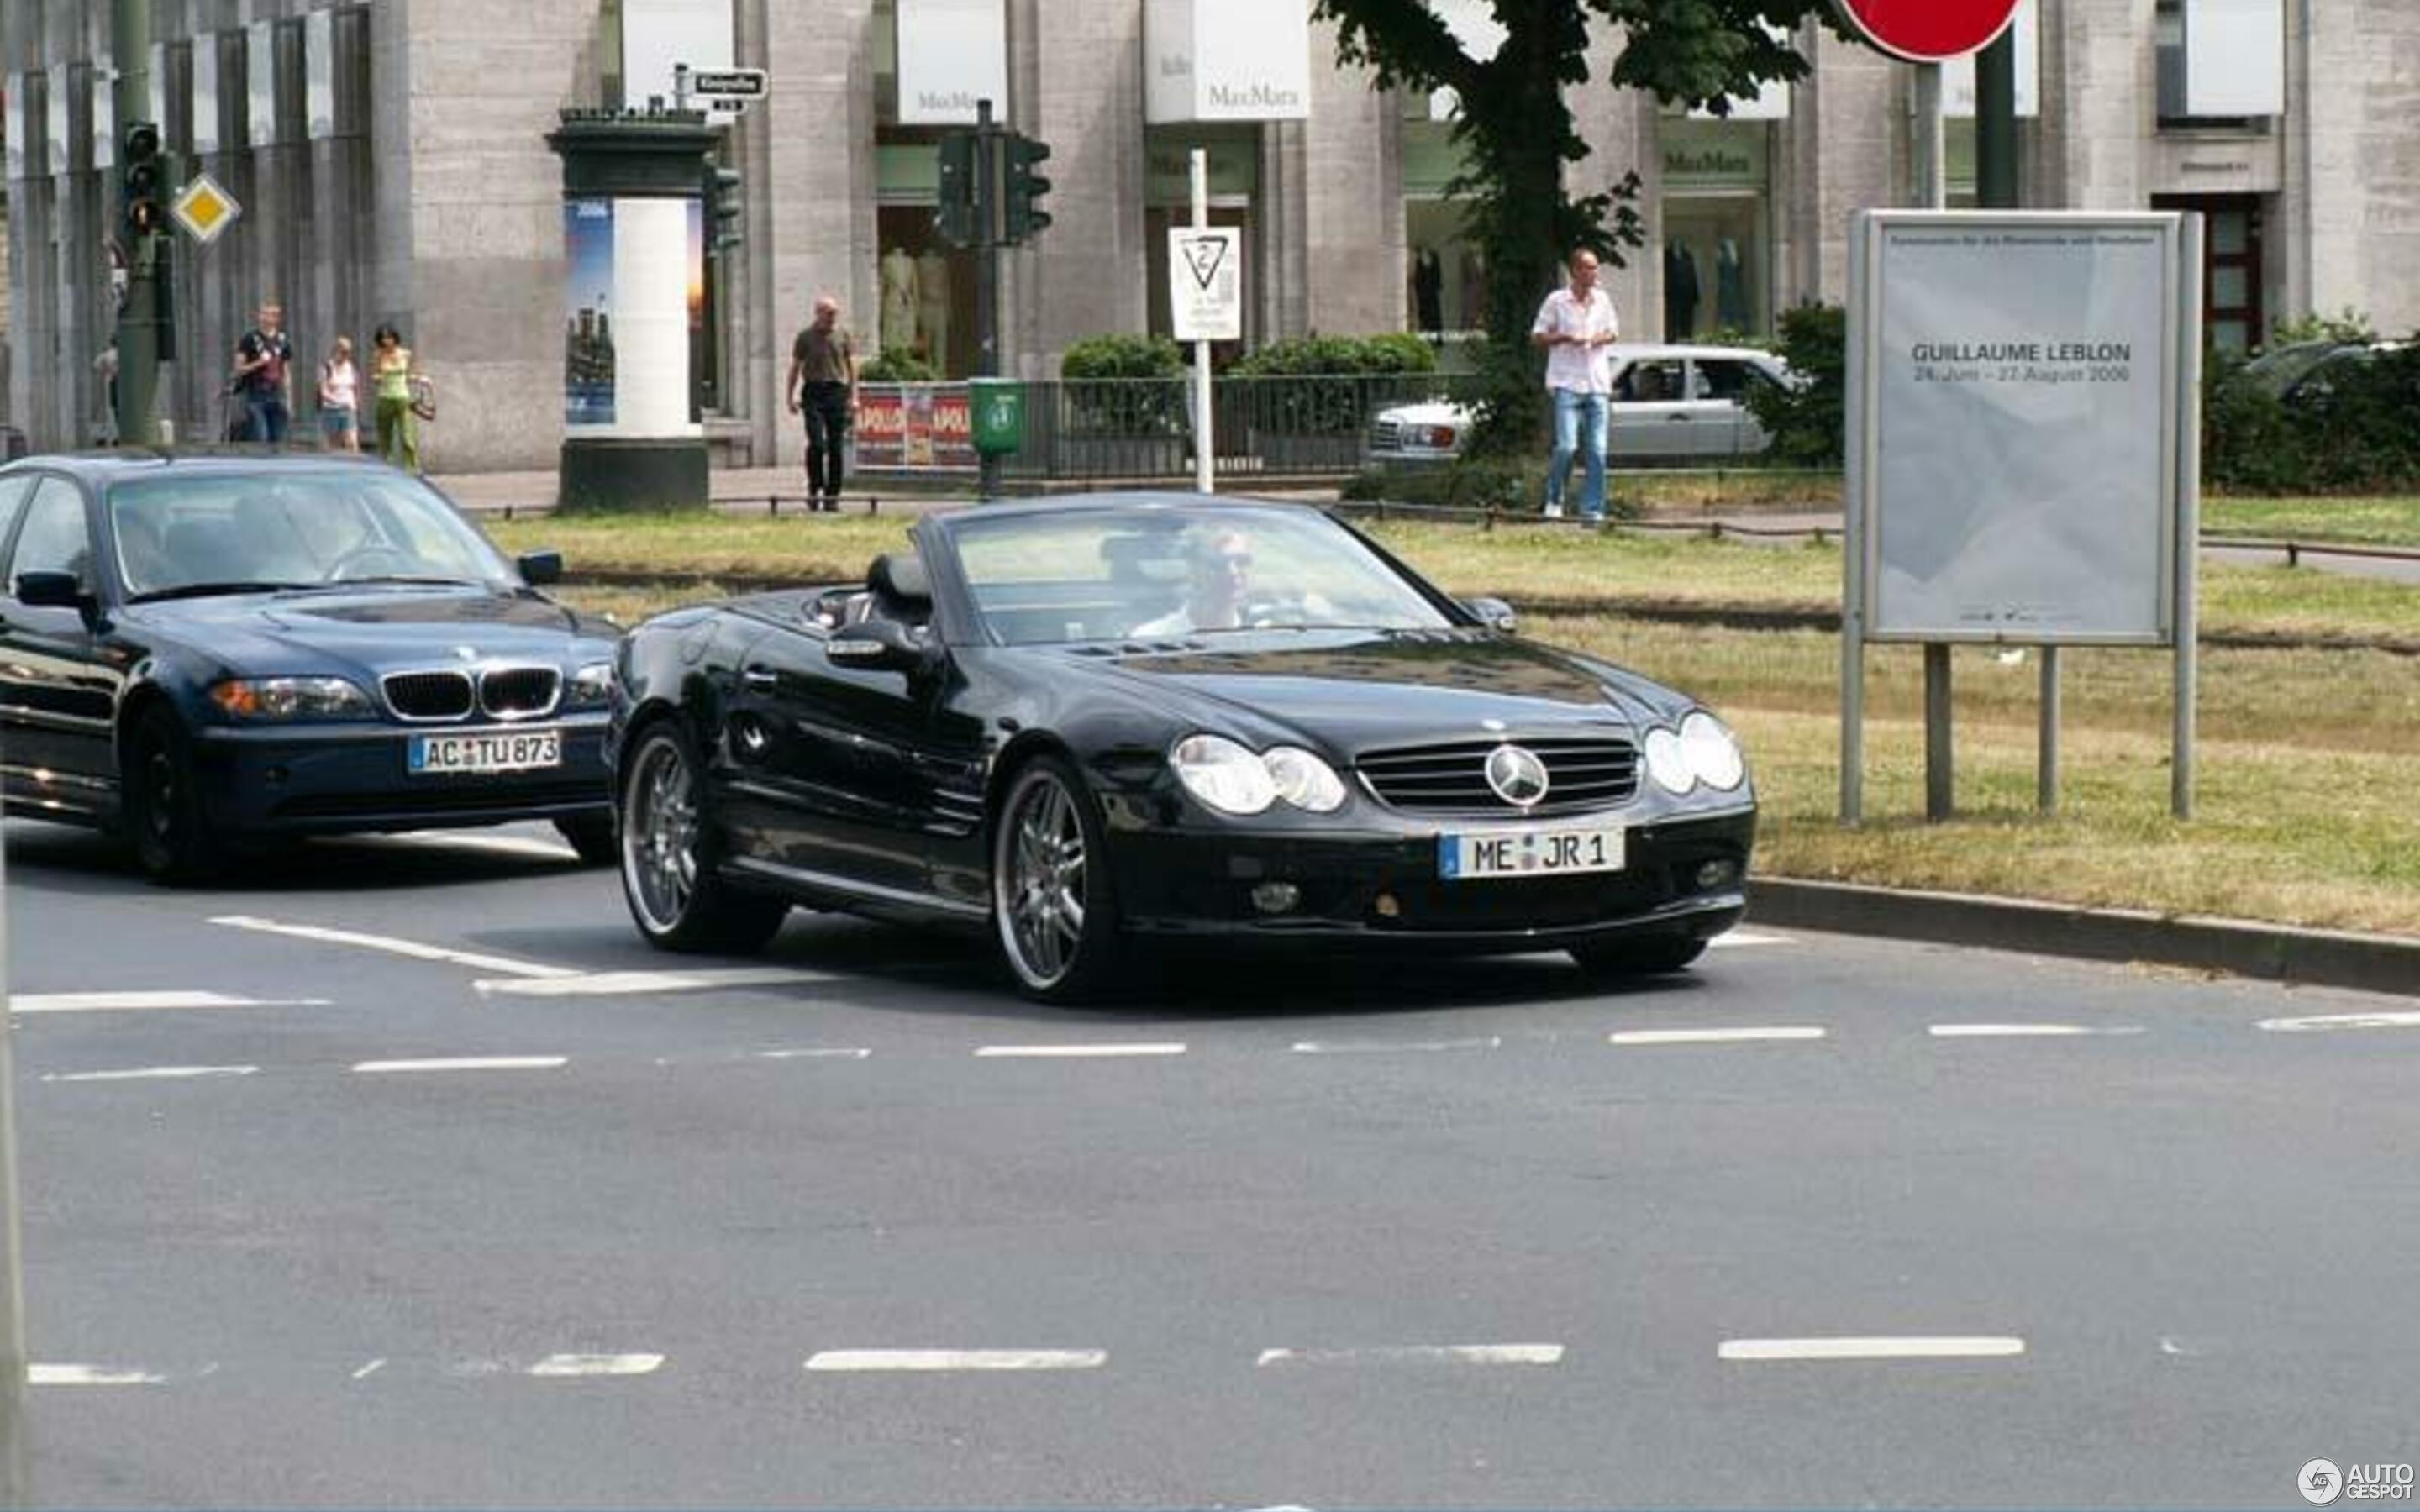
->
[[804, 1349, 1107, 1373], [1609, 1026, 1827, 1047], [352, 1056, 569, 1074], [386, 832, 578, 862], [757, 1047, 874, 1061], [529, 1353, 664, 1378], [351, 1359, 387, 1380], [1255, 1344, 1564, 1368], [1291, 1037, 1502, 1055], [210, 916, 578, 980], [42, 1065, 260, 1084], [476, 968, 838, 998], [1718, 1336, 2025, 1362], [2258, 1011, 2420, 1034], [32, 1364, 169, 1386], [1709, 931, 1791, 948], [974, 1043, 1187, 1059], [12, 990, 330, 1014], [1929, 1023, 2143, 1038]]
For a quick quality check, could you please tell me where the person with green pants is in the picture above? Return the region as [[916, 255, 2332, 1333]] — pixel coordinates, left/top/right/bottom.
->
[[371, 323, 423, 470]]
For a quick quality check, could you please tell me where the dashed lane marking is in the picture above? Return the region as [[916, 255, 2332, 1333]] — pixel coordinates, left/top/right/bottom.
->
[[210, 916, 578, 979], [31, 1364, 171, 1386], [2257, 1011, 2420, 1033], [1292, 1037, 1502, 1055], [41, 1065, 260, 1084], [974, 1043, 1188, 1059], [475, 968, 840, 998], [1709, 931, 1792, 948], [805, 1349, 1107, 1373], [13, 990, 331, 1014], [528, 1353, 665, 1378], [351, 1056, 570, 1075], [757, 1047, 874, 1061], [1255, 1344, 1564, 1368], [1718, 1336, 2025, 1362], [1929, 1023, 2144, 1038], [1609, 1026, 1827, 1047], [384, 832, 579, 863]]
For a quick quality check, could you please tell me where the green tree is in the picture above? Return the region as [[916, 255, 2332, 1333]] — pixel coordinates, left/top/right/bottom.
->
[[1316, 0, 1833, 454]]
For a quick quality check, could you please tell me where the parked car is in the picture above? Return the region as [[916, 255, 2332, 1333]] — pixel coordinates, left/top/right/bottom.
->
[[609, 494, 1757, 1003], [2241, 338, 2407, 407], [0, 451, 620, 879], [1365, 344, 1797, 466]]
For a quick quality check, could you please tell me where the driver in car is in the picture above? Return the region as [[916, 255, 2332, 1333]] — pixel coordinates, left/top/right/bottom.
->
[[1131, 529, 1255, 636]]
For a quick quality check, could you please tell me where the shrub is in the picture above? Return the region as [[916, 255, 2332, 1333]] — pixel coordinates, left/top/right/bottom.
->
[[1744, 302, 1844, 468], [1057, 334, 1186, 438], [2205, 339, 2420, 493], [1231, 333, 1445, 438], [1060, 333, 1185, 381], [2265, 307, 2376, 349], [859, 346, 938, 382]]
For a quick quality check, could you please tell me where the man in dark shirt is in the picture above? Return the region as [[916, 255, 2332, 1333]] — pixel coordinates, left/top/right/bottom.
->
[[786, 295, 858, 511], [231, 300, 294, 444]]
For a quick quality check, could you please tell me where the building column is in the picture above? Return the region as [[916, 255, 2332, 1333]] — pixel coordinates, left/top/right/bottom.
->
[[1782, 26, 1894, 311], [763, 0, 878, 423], [1297, 15, 1398, 339], [1569, 29, 1654, 338], [1019, 0, 1144, 375]]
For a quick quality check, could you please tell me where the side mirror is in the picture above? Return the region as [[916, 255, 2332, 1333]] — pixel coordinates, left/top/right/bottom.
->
[[826, 619, 939, 675], [517, 549, 565, 586], [16, 570, 90, 611], [1465, 596, 1518, 634]]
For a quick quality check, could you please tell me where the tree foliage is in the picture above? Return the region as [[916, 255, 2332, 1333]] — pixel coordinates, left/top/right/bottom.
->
[[1315, 0, 1837, 453]]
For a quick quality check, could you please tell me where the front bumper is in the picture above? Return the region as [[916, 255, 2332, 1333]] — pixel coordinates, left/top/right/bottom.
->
[[1109, 803, 1755, 953], [191, 712, 613, 835]]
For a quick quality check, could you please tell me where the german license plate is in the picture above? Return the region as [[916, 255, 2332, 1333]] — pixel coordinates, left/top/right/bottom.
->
[[408, 727, 563, 776], [1439, 823, 1626, 880]]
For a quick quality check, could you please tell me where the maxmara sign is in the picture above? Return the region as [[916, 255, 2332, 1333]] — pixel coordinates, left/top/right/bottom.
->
[[897, 0, 1008, 127], [1146, 0, 1312, 123]]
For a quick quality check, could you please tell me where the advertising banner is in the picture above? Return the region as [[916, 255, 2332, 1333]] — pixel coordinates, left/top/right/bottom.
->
[[1856, 212, 2188, 644], [1145, 0, 1311, 123], [564, 198, 617, 430], [897, 0, 1009, 126], [855, 384, 976, 472]]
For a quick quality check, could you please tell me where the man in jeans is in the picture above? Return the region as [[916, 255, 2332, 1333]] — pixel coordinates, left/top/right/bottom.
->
[[786, 294, 858, 512], [1530, 249, 1620, 521], [230, 301, 294, 444]]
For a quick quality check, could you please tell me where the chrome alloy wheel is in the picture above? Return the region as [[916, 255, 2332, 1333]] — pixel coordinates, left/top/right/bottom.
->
[[997, 770, 1088, 989], [623, 736, 700, 935]]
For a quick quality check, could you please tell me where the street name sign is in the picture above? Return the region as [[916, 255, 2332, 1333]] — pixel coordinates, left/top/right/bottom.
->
[[170, 172, 241, 245], [1168, 227, 1241, 342], [687, 68, 769, 102], [1831, 0, 2021, 62]]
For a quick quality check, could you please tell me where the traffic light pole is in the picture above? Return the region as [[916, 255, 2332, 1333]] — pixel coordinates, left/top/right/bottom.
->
[[974, 99, 1002, 501], [113, 0, 165, 446]]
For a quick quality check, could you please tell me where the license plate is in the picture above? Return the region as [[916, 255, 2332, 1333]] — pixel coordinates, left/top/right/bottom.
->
[[408, 727, 563, 776], [1439, 823, 1626, 880]]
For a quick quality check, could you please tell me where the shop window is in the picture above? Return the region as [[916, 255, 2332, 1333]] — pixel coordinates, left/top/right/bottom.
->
[[1658, 118, 1772, 341]]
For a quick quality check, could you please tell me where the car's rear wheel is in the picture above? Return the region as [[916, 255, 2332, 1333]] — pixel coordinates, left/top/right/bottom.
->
[[1570, 934, 1708, 979], [619, 722, 787, 953], [554, 813, 618, 866], [124, 704, 226, 885], [992, 756, 1124, 1004]]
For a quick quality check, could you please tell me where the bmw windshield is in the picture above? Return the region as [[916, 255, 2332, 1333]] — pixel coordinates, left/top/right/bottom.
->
[[108, 470, 517, 601]]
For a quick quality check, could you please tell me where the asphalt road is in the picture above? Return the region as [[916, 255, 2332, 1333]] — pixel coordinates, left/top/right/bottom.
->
[[6, 818, 2417, 1509]]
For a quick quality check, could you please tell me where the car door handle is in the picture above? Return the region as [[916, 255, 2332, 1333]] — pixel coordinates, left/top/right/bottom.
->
[[741, 666, 778, 690]]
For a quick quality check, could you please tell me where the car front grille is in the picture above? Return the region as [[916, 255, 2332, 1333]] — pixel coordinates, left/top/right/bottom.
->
[[1370, 419, 1402, 450], [481, 666, 561, 719], [382, 670, 476, 722], [1356, 737, 1639, 816]]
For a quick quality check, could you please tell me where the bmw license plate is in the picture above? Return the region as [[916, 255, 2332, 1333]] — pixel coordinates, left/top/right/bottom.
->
[[408, 728, 563, 776], [1439, 823, 1626, 880]]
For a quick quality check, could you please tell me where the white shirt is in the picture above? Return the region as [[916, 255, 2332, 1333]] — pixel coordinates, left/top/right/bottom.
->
[[1533, 286, 1620, 394]]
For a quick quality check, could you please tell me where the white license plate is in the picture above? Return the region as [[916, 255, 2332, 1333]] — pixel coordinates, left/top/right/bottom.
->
[[408, 728, 563, 776], [1439, 823, 1627, 880]]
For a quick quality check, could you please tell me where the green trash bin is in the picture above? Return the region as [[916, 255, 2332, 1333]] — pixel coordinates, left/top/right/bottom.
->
[[970, 377, 1026, 457]]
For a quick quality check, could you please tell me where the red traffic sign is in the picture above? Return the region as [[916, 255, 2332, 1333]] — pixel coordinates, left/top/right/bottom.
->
[[1831, 0, 2020, 63]]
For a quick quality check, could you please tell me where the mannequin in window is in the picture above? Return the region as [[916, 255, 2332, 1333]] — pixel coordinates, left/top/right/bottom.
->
[[1714, 236, 1749, 333], [880, 245, 919, 355], [916, 248, 952, 370], [1663, 238, 1701, 340], [1411, 247, 1444, 334], [1458, 246, 1488, 328]]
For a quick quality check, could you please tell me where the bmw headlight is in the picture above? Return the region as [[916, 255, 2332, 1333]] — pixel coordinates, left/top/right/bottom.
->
[[1644, 725, 1692, 795], [208, 676, 374, 722], [1263, 745, 1348, 813], [1171, 735, 1278, 816], [568, 660, 615, 707], [1679, 711, 1746, 791]]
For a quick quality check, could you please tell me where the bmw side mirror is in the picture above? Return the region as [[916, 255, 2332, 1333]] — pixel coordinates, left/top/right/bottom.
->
[[517, 549, 565, 586], [16, 570, 89, 611], [1465, 596, 1518, 634], [827, 619, 939, 676]]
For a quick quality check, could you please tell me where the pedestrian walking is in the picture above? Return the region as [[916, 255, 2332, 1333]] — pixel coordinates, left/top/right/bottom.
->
[[786, 294, 858, 512], [370, 323, 423, 471], [1530, 248, 1620, 521], [94, 338, 121, 446], [230, 300, 295, 444], [317, 337, 361, 452]]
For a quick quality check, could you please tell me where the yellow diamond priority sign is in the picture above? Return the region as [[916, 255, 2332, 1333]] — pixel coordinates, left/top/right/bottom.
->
[[170, 172, 242, 246]]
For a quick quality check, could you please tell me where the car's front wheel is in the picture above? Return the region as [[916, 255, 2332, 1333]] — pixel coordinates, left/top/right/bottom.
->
[[1570, 933, 1708, 979], [124, 704, 226, 885], [992, 756, 1124, 1004], [618, 722, 788, 953]]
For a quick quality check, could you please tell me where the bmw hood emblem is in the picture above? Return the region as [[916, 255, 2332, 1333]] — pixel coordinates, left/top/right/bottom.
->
[[1484, 743, 1550, 807]]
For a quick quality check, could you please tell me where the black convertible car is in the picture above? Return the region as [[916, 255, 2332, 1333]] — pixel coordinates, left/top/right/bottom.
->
[[0, 452, 619, 879], [613, 495, 1755, 1002]]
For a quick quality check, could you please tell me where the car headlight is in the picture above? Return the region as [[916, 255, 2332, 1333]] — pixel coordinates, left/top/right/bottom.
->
[[1644, 725, 1693, 795], [1264, 745, 1347, 813], [1680, 711, 1747, 790], [208, 676, 374, 722], [1171, 735, 1278, 816], [568, 660, 615, 707]]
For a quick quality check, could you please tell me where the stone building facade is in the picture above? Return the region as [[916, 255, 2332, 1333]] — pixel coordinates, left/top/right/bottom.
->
[[4, 0, 2414, 470]]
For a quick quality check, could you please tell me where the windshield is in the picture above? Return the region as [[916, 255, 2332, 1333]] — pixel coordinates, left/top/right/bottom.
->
[[949, 506, 1456, 647], [107, 470, 515, 600]]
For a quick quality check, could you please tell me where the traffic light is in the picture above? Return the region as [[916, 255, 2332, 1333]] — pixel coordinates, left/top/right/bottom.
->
[[123, 121, 166, 240], [934, 130, 978, 249], [705, 162, 744, 253], [1002, 133, 1052, 243]]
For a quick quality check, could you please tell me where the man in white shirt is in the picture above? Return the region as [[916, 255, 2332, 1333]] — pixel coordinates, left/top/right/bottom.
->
[[1530, 248, 1620, 521]]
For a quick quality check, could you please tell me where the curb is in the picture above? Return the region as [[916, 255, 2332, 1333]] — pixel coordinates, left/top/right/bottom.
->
[[1747, 878, 2420, 1000]]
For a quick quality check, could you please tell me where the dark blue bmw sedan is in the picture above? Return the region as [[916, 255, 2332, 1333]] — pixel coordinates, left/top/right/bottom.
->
[[0, 451, 619, 881]]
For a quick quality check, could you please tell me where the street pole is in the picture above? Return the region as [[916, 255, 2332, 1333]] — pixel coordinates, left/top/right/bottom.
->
[[0, 827, 24, 1508], [1191, 149, 1213, 496], [1913, 61, 1952, 822], [113, 0, 163, 447], [975, 98, 1002, 502]]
